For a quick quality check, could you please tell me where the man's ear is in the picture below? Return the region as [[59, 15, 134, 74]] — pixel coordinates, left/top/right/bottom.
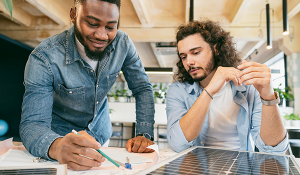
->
[[213, 44, 219, 56], [70, 7, 76, 24]]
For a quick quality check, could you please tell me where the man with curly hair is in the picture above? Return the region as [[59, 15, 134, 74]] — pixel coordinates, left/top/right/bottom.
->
[[166, 19, 288, 154]]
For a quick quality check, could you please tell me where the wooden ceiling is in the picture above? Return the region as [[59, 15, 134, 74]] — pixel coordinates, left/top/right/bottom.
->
[[0, 0, 299, 82]]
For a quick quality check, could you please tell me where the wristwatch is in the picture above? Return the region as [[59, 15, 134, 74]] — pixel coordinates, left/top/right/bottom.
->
[[260, 91, 280, 105], [137, 133, 154, 141]]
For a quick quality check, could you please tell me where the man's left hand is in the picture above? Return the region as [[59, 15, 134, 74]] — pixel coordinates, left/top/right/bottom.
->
[[125, 136, 155, 153], [238, 60, 275, 100]]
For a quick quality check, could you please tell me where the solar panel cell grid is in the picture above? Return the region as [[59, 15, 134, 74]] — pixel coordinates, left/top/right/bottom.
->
[[146, 147, 300, 175]]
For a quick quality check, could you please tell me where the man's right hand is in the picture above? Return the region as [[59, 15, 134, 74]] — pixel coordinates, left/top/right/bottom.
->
[[48, 131, 105, 171], [206, 66, 240, 96]]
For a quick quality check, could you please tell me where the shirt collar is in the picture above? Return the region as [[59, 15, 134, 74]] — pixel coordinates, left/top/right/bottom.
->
[[187, 81, 202, 94]]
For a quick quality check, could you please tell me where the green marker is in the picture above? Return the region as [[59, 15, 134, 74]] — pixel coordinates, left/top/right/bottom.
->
[[72, 129, 121, 168]]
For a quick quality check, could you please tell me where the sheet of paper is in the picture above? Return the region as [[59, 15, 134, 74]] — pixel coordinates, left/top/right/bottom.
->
[[146, 144, 159, 155], [0, 138, 15, 156], [100, 148, 153, 164], [0, 149, 58, 167]]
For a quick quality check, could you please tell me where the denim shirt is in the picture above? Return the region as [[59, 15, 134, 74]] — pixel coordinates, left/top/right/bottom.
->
[[166, 81, 288, 154], [20, 26, 155, 160]]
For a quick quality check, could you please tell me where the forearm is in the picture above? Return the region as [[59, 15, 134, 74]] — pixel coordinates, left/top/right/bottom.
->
[[179, 91, 212, 141], [260, 104, 286, 146], [134, 83, 155, 137]]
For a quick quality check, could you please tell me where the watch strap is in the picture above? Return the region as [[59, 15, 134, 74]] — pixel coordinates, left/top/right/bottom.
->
[[260, 91, 280, 106], [136, 133, 154, 141]]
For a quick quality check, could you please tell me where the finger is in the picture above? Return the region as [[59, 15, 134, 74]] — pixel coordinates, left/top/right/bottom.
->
[[71, 145, 105, 163], [239, 72, 270, 84], [70, 134, 101, 150], [69, 153, 102, 169], [132, 139, 142, 152], [243, 77, 269, 86], [67, 161, 93, 171], [125, 139, 134, 152], [237, 61, 265, 70], [137, 140, 149, 153], [238, 66, 270, 78], [143, 148, 155, 153], [223, 73, 239, 86]]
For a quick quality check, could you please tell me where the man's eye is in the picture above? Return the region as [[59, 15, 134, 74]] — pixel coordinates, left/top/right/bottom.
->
[[106, 26, 115, 30], [194, 51, 200, 54], [87, 21, 97, 27]]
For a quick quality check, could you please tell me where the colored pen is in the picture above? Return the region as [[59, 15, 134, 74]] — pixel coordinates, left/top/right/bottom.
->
[[72, 129, 121, 168]]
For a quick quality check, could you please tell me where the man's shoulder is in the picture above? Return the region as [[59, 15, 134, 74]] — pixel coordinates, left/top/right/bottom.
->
[[169, 81, 194, 94], [32, 30, 68, 56]]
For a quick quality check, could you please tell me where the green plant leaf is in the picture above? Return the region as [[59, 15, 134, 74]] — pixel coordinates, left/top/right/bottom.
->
[[2, 0, 13, 20]]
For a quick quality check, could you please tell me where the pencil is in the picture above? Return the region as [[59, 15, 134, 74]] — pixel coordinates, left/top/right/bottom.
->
[[72, 129, 121, 168]]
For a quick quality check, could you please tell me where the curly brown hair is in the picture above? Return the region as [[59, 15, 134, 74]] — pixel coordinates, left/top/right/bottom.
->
[[174, 19, 241, 84]]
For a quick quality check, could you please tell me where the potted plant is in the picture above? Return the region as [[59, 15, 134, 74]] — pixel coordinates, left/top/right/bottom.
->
[[274, 83, 294, 107], [284, 113, 300, 127], [109, 109, 115, 118], [108, 91, 115, 102], [153, 83, 168, 104], [116, 89, 128, 102]]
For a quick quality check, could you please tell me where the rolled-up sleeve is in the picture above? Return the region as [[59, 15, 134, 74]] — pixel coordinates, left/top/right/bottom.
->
[[122, 34, 155, 138], [166, 83, 195, 152], [250, 89, 289, 154]]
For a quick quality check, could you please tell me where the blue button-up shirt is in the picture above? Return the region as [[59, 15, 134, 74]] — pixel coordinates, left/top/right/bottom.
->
[[166, 81, 288, 154], [20, 26, 155, 160]]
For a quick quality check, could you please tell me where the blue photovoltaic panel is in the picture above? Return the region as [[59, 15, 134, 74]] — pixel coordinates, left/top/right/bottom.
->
[[140, 147, 300, 175]]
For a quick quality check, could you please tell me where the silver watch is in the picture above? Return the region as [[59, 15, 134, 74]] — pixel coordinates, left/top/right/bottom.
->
[[260, 91, 280, 105]]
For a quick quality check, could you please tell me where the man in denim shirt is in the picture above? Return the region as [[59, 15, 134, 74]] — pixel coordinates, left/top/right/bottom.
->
[[20, 0, 155, 171], [166, 20, 288, 154]]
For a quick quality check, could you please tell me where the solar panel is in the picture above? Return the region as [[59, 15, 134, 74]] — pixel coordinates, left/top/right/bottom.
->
[[137, 146, 300, 175]]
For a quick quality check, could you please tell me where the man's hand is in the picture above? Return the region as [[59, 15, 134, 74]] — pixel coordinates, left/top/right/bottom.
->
[[238, 60, 275, 100], [125, 136, 155, 153], [206, 66, 240, 96], [48, 131, 105, 171]]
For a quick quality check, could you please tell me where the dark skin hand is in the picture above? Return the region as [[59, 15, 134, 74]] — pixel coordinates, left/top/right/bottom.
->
[[125, 136, 155, 153], [48, 131, 105, 171]]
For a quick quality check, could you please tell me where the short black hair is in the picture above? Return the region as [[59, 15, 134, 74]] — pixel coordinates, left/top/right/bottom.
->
[[74, 0, 121, 10]]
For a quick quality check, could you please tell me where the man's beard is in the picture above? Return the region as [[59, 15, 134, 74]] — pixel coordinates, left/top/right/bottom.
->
[[74, 22, 110, 61], [188, 57, 215, 82]]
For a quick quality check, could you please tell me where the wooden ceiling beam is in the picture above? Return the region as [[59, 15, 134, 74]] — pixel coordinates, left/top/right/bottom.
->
[[185, 0, 190, 23], [0, 26, 285, 43], [276, 0, 300, 22], [26, 0, 70, 26], [130, 0, 152, 27], [229, 0, 250, 24], [0, 3, 32, 26]]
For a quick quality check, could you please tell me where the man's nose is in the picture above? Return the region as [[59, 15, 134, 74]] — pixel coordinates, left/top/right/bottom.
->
[[186, 56, 195, 66], [94, 27, 108, 41]]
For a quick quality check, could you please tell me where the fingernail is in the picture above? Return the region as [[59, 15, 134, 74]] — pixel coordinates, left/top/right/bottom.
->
[[98, 162, 101, 166], [101, 157, 105, 162], [97, 144, 101, 149]]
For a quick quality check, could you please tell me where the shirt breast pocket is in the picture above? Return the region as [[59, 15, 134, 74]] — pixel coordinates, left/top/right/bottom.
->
[[58, 84, 85, 105], [107, 72, 119, 88]]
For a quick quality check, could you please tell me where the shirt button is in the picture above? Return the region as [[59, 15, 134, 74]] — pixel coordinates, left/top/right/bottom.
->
[[94, 115, 96, 117], [96, 85, 98, 88], [69, 91, 72, 94], [116, 75, 118, 77], [96, 101, 99, 104], [91, 70, 94, 72], [200, 141, 203, 144]]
